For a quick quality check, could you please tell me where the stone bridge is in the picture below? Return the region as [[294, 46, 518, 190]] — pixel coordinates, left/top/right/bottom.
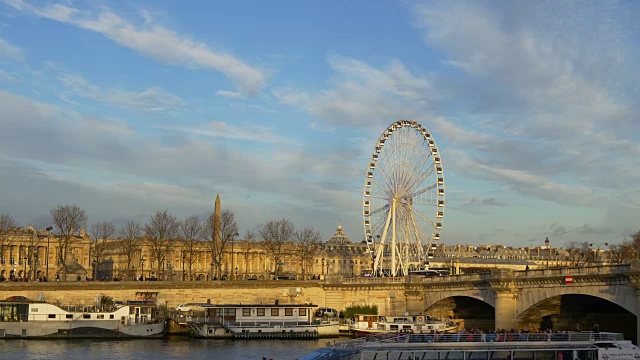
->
[[338, 262, 640, 343]]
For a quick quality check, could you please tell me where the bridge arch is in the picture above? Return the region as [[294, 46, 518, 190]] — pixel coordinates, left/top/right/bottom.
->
[[424, 295, 495, 331], [515, 293, 636, 341]]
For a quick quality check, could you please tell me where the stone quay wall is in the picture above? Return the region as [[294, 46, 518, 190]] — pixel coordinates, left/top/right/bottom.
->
[[0, 281, 406, 314]]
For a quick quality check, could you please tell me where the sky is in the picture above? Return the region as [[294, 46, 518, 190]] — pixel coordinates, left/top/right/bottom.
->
[[1, 0, 639, 248]]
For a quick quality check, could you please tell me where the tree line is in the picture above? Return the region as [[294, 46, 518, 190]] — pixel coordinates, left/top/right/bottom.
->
[[0, 206, 322, 281]]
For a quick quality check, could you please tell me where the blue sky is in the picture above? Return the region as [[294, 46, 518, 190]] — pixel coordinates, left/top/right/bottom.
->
[[1, 0, 639, 248]]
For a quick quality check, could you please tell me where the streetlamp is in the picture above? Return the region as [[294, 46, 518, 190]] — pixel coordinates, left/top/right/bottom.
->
[[92, 259, 97, 281], [140, 257, 145, 281], [181, 250, 186, 281], [589, 242, 609, 264], [231, 232, 238, 279], [45, 226, 53, 281]]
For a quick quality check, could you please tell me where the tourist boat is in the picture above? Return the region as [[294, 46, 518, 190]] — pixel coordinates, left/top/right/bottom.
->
[[184, 301, 340, 339], [0, 297, 165, 338], [298, 331, 640, 360], [349, 313, 459, 336]]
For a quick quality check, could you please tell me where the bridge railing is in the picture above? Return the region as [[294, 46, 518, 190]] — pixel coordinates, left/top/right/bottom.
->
[[512, 264, 631, 278]]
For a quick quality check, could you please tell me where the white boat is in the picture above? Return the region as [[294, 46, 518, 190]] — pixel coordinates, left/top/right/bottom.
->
[[298, 331, 640, 360], [0, 298, 165, 338], [184, 302, 340, 339], [349, 313, 459, 336]]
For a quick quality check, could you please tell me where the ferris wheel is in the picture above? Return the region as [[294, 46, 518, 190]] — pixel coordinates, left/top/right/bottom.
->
[[363, 120, 445, 277]]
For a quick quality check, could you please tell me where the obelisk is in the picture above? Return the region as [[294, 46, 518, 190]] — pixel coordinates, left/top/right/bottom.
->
[[212, 193, 221, 279]]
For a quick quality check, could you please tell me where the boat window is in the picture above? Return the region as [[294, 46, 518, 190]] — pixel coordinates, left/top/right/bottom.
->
[[285, 308, 293, 316], [467, 351, 489, 360], [48, 314, 56, 319], [66, 314, 72, 319], [257, 308, 265, 316], [299, 308, 307, 316], [242, 308, 251, 316], [271, 308, 279, 316], [110, 315, 114, 319], [83, 314, 91, 319], [97, 314, 104, 319]]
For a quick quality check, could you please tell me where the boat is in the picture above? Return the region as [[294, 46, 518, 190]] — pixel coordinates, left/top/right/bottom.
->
[[297, 331, 640, 360], [0, 297, 165, 338], [184, 301, 340, 339], [349, 313, 459, 336]]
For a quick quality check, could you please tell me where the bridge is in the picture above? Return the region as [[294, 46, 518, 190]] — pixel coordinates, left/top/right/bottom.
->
[[2, 262, 639, 343], [335, 261, 640, 343]]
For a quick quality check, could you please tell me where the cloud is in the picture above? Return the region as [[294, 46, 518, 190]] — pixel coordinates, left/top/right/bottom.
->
[[7, 0, 266, 95], [0, 36, 24, 61], [272, 56, 432, 128], [215, 90, 244, 99], [159, 121, 293, 144], [465, 197, 505, 207], [0, 69, 21, 82], [58, 73, 185, 113], [573, 224, 614, 236], [0, 91, 364, 239]]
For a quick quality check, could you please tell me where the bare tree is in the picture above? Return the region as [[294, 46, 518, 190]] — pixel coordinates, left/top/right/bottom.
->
[[608, 242, 632, 264], [25, 226, 41, 280], [630, 230, 640, 259], [50, 205, 87, 281], [88, 221, 116, 280], [260, 219, 295, 279], [203, 210, 238, 280], [240, 228, 258, 278], [144, 210, 180, 280], [181, 215, 202, 281], [565, 241, 591, 266], [120, 221, 142, 280], [0, 213, 17, 272], [294, 226, 321, 279]]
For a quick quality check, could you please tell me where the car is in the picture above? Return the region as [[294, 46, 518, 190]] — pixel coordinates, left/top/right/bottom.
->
[[176, 304, 192, 312], [315, 307, 338, 318]]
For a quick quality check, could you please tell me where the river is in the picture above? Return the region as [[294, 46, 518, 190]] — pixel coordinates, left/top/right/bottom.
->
[[0, 336, 337, 360]]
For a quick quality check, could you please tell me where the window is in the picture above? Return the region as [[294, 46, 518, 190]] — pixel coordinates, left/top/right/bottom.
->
[[257, 308, 265, 316], [110, 315, 114, 319], [83, 314, 91, 319], [299, 308, 307, 316], [242, 308, 251, 316], [97, 314, 104, 319], [271, 308, 279, 316], [66, 314, 73, 319], [285, 308, 293, 316], [48, 314, 56, 319]]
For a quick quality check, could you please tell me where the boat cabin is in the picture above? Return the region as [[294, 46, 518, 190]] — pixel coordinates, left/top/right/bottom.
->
[[196, 302, 319, 325]]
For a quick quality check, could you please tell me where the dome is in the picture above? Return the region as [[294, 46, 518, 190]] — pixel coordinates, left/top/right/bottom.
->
[[325, 225, 352, 244]]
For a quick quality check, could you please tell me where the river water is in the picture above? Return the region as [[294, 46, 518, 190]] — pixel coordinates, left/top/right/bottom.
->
[[0, 336, 335, 360]]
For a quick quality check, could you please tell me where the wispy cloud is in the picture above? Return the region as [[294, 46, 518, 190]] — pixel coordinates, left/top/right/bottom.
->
[[0, 69, 21, 82], [215, 90, 244, 99], [0, 36, 24, 61], [7, 0, 266, 95], [160, 121, 293, 144], [58, 73, 184, 113], [272, 56, 432, 128]]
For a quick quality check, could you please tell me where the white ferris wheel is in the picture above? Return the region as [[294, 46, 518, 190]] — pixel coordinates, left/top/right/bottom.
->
[[363, 120, 445, 277]]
